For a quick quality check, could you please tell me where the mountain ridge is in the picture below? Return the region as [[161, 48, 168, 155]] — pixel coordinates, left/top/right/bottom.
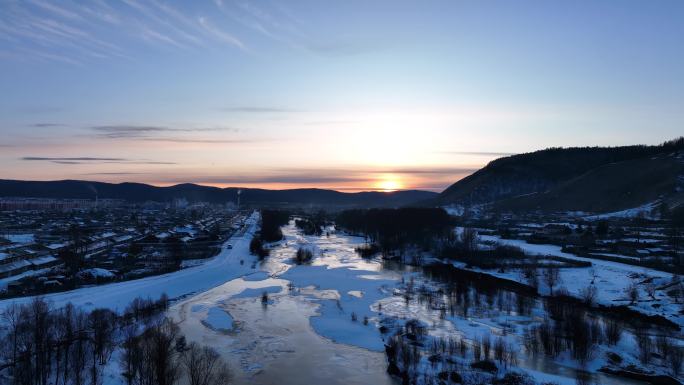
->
[[433, 138, 684, 213], [0, 179, 438, 208]]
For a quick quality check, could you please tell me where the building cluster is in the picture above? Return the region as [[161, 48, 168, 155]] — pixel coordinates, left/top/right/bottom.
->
[[0, 197, 124, 211], [486, 214, 683, 267], [0, 201, 245, 296]]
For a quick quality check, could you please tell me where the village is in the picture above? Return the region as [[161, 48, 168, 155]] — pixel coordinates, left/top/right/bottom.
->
[[0, 197, 247, 297]]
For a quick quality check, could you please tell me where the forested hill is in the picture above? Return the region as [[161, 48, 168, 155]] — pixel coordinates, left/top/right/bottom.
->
[[434, 138, 684, 213], [0, 180, 437, 208]]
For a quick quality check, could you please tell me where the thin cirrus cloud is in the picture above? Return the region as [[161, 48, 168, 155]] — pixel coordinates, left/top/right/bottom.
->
[[21, 157, 176, 165], [30, 123, 67, 128], [83, 172, 145, 176], [214, 0, 378, 57], [272, 167, 478, 176], [89, 125, 241, 141], [86, 124, 260, 145], [0, 0, 246, 64], [139, 137, 259, 144]]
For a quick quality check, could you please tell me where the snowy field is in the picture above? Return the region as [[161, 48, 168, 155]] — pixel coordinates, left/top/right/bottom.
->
[[477, 234, 683, 328], [1, 216, 678, 385]]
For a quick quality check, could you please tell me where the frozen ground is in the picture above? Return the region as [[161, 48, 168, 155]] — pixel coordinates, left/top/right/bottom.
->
[[203, 307, 234, 332], [477, 234, 683, 328], [583, 201, 660, 220], [1, 216, 675, 385]]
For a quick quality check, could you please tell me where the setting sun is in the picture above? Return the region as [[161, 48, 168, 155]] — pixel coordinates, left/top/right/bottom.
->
[[376, 175, 403, 192]]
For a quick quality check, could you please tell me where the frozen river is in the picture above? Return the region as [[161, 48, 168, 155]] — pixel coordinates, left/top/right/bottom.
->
[[169, 221, 648, 385], [169, 223, 398, 385]]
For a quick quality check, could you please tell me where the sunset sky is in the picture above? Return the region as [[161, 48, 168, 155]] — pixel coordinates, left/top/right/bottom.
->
[[1, 0, 683, 192]]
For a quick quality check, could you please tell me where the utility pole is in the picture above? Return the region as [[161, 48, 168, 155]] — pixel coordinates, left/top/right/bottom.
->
[[237, 189, 241, 211]]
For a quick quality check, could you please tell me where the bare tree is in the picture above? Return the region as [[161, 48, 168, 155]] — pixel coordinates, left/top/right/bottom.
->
[[71, 310, 90, 385], [580, 284, 597, 306], [543, 267, 561, 296], [1, 304, 21, 373], [626, 282, 640, 305], [183, 343, 232, 385], [481, 334, 491, 360], [55, 303, 77, 385], [604, 320, 622, 346], [461, 228, 478, 257], [29, 297, 54, 385], [150, 318, 183, 385], [522, 265, 539, 290], [120, 324, 140, 385], [669, 346, 683, 377], [644, 281, 657, 300], [637, 332, 653, 365], [87, 308, 117, 385]]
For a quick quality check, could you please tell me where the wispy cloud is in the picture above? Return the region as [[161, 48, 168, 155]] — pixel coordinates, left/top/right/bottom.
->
[[1, 0, 245, 64], [2, 0, 378, 65], [30, 122, 66, 127], [91, 125, 172, 139], [273, 167, 478, 176], [214, 0, 304, 50], [214, 0, 378, 57], [139, 137, 258, 144], [29, 1, 82, 21], [197, 16, 244, 50], [89, 125, 238, 139], [21, 156, 176, 165], [83, 172, 145, 175], [23, 156, 127, 161]]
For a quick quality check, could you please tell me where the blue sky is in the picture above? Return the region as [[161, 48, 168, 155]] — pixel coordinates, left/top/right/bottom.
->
[[1, 0, 683, 191]]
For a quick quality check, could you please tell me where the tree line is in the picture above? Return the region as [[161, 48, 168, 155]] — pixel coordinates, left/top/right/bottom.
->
[[249, 210, 291, 259], [335, 208, 453, 254], [293, 210, 328, 236], [0, 296, 231, 385]]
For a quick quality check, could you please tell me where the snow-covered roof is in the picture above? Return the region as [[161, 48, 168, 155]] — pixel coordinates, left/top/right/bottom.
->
[[0, 260, 31, 274], [29, 256, 58, 266], [5, 234, 35, 245], [77, 268, 115, 279]]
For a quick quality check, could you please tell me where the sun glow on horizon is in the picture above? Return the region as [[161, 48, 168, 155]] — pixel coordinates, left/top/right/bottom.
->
[[375, 174, 404, 192]]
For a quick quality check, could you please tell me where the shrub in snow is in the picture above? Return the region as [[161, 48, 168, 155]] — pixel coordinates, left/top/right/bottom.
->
[[580, 284, 598, 306], [492, 372, 535, 385], [470, 359, 497, 373], [626, 281, 640, 304], [294, 247, 314, 264]]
